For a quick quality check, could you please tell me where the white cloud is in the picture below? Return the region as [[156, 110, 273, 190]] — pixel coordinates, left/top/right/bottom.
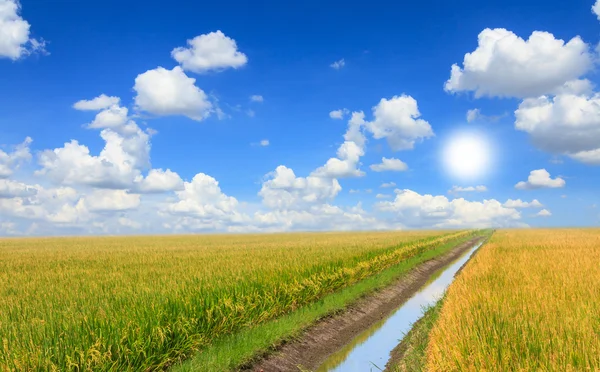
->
[[0, 179, 171, 234], [246, 109, 255, 117], [0, 183, 85, 225], [570, 149, 600, 165], [466, 108, 507, 124], [370, 157, 408, 172], [259, 139, 269, 147], [133, 66, 212, 121], [503, 198, 544, 208], [466, 109, 481, 123], [366, 95, 434, 151], [37, 124, 151, 190], [0, 179, 36, 198], [28, 200, 86, 225], [134, 169, 184, 193], [515, 93, 600, 164], [515, 169, 565, 189], [593, 0, 600, 21], [0, 175, 182, 234], [165, 173, 248, 229], [376, 193, 391, 199], [253, 202, 384, 232], [349, 189, 360, 194], [536, 209, 552, 217], [381, 182, 397, 188], [312, 141, 365, 178], [344, 111, 367, 148], [259, 165, 341, 210], [254, 159, 378, 234], [312, 111, 368, 179], [377, 189, 523, 228], [171, 30, 247, 73], [445, 28, 593, 98], [448, 185, 487, 194], [553, 79, 594, 96], [0, 0, 46, 60], [0, 137, 31, 178], [365, 189, 373, 193], [38, 98, 183, 194], [73, 95, 121, 111], [87, 105, 129, 129], [250, 95, 264, 103], [330, 58, 345, 70], [329, 108, 349, 119], [83, 190, 140, 212]]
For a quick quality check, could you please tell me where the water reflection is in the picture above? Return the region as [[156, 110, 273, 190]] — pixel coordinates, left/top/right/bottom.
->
[[316, 241, 483, 372]]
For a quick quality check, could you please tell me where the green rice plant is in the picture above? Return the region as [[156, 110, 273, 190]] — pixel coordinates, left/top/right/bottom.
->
[[0, 230, 473, 371]]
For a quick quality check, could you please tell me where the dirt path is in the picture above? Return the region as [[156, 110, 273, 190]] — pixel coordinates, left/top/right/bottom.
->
[[246, 236, 484, 372]]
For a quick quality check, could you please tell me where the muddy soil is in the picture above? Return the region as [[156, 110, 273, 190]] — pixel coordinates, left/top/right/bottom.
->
[[246, 236, 484, 372]]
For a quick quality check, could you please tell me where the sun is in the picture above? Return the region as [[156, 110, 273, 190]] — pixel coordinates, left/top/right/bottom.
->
[[443, 132, 491, 180]]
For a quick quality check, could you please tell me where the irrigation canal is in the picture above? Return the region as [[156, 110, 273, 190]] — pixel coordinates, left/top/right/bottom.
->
[[315, 240, 484, 372]]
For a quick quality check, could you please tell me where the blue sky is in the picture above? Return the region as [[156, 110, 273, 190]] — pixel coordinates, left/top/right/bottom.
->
[[0, 0, 599, 235]]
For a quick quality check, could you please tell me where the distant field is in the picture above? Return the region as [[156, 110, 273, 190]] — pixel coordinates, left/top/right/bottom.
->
[[0, 230, 472, 371], [426, 229, 600, 371]]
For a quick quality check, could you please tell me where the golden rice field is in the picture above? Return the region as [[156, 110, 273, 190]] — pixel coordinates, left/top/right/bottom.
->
[[0, 230, 473, 371], [427, 229, 600, 371]]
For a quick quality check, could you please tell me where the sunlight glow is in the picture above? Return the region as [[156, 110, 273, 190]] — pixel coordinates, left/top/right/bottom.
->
[[443, 132, 490, 180]]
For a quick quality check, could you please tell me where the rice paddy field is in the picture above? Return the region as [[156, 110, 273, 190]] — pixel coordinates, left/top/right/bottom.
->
[[426, 229, 600, 371], [0, 229, 475, 371]]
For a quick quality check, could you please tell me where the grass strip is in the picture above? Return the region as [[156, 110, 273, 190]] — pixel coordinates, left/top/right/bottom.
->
[[173, 232, 485, 372]]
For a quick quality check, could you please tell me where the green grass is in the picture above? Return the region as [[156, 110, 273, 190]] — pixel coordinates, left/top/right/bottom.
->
[[173, 231, 488, 372]]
